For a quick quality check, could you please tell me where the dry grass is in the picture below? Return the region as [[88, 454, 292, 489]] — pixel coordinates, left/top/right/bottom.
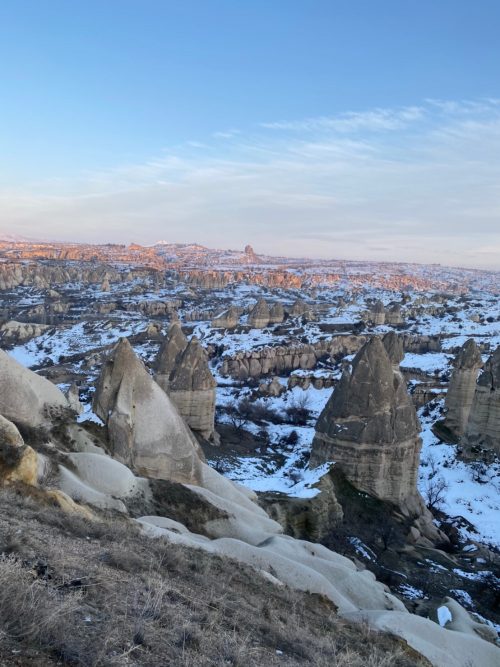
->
[[0, 487, 430, 667]]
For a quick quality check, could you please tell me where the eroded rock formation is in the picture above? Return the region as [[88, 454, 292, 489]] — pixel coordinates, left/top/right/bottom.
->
[[211, 305, 240, 329], [154, 324, 217, 440], [464, 346, 500, 453], [168, 337, 217, 440], [93, 338, 203, 482], [311, 337, 423, 514], [249, 298, 270, 328], [443, 339, 483, 441]]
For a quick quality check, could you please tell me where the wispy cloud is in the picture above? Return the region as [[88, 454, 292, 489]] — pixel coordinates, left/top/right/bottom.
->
[[1, 99, 499, 269]]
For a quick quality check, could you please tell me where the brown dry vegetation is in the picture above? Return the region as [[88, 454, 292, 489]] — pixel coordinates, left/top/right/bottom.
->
[[0, 487, 430, 667]]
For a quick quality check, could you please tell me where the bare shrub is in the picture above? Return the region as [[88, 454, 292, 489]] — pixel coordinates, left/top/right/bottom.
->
[[285, 393, 312, 426]]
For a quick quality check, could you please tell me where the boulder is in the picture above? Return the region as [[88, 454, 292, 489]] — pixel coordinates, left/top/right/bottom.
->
[[0, 350, 70, 430], [0, 414, 39, 486]]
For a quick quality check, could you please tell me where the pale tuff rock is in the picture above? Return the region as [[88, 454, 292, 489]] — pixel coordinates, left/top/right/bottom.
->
[[211, 305, 240, 329], [1, 348, 497, 666], [311, 337, 423, 512], [168, 337, 217, 440], [443, 339, 483, 441], [0, 350, 71, 430], [93, 338, 203, 483], [258, 377, 286, 397], [464, 346, 500, 453], [268, 302, 285, 324], [0, 320, 51, 344], [0, 414, 38, 486], [154, 321, 188, 392], [154, 325, 217, 440], [221, 335, 366, 379], [248, 298, 270, 328]]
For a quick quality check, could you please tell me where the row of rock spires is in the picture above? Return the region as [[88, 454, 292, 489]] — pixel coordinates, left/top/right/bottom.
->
[[366, 300, 404, 325], [0, 341, 498, 664], [442, 339, 500, 453], [212, 298, 313, 329], [0, 262, 148, 291], [220, 333, 442, 380]]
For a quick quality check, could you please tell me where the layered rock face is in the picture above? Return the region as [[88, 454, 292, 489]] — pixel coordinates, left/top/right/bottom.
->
[[464, 346, 500, 452], [311, 337, 423, 512], [93, 338, 203, 483], [248, 298, 270, 328], [443, 339, 483, 441], [154, 324, 217, 440]]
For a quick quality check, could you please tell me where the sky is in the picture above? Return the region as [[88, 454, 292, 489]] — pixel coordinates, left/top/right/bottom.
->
[[0, 0, 499, 269]]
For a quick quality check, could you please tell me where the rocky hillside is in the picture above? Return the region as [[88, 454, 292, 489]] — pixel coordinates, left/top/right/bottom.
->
[[0, 241, 499, 666]]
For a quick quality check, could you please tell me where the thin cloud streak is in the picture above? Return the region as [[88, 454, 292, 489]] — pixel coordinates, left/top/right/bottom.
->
[[1, 99, 499, 270]]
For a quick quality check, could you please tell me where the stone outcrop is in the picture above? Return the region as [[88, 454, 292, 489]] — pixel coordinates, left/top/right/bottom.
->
[[385, 304, 404, 325], [311, 337, 423, 513], [268, 302, 285, 324], [93, 338, 203, 483], [154, 325, 217, 440], [211, 306, 240, 329], [463, 346, 500, 453], [0, 350, 71, 430], [221, 335, 366, 379], [287, 298, 312, 319], [0, 320, 51, 345], [168, 338, 217, 440], [369, 300, 386, 325], [154, 322, 188, 392], [248, 298, 270, 328], [0, 414, 38, 486], [442, 339, 483, 441], [287, 373, 336, 391], [258, 377, 286, 397], [402, 334, 442, 354]]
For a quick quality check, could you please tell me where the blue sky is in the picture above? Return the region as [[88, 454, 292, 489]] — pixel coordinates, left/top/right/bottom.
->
[[1, 1, 499, 268]]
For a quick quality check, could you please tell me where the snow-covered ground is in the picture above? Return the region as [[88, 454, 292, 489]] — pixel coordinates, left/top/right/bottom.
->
[[418, 401, 500, 548]]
